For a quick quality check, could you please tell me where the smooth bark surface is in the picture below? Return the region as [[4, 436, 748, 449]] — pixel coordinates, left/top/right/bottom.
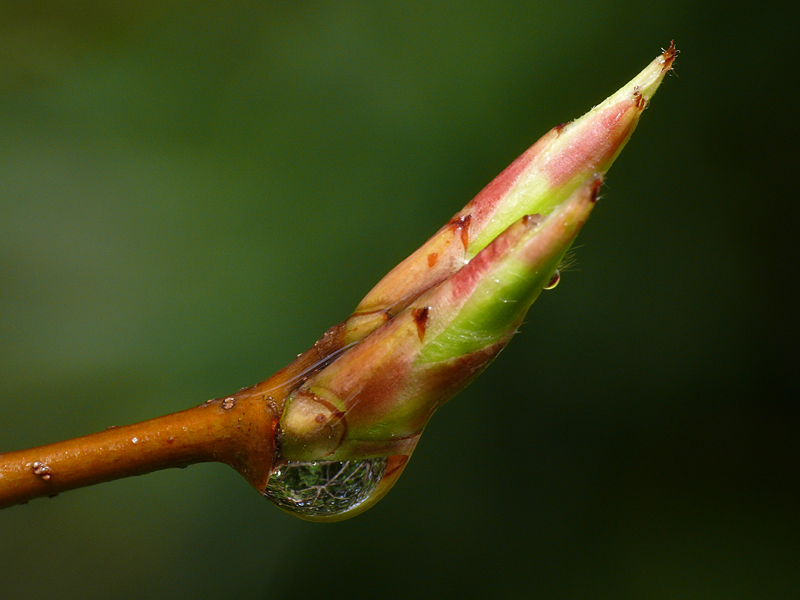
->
[[0, 390, 278, 509]]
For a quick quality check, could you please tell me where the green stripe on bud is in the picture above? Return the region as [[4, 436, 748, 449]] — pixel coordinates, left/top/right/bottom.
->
[[279, 177, 600, 464]]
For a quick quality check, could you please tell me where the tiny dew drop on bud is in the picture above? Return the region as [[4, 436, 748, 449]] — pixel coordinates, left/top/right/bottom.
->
[[544, 270, 561, 290], [263, 458, 388, 518]]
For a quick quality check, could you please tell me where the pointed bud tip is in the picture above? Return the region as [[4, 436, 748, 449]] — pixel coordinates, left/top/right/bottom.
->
[[660, 41, 679, 74], [591, 42, 678, 118], [632, 42, 679, 103]]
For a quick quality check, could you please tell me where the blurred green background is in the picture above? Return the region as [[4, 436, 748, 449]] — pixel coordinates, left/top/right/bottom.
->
[[2, 2, 798, 598]]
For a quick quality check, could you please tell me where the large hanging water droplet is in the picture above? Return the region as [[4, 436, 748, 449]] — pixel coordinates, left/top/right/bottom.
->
[[264, 458, 388, 518]]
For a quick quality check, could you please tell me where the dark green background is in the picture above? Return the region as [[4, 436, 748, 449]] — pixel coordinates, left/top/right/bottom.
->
[[2, 2, 798, 598]]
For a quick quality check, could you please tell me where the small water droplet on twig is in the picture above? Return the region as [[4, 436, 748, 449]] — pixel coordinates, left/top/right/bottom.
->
[[32, 461, 52, 481]]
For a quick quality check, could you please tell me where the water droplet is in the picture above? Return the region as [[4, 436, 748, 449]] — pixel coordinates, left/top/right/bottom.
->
[[544, 270, 560, 290], [263, 458, 387, 518], [32, 461, 52, 480]]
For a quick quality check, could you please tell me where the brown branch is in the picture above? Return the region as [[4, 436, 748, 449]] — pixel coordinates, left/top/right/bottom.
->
[[0, 388, 279, 509], [0, 314, 358, 510]]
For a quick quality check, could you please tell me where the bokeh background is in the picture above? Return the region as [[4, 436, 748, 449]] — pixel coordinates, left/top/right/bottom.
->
[[2, 2, 798, 598]]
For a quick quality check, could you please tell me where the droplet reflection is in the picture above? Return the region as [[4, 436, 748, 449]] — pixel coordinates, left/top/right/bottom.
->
[[264, 458, 387, 518], [544, 270, 560, 290]]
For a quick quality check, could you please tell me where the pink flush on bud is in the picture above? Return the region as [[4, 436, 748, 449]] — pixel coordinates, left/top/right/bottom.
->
[[346, 44, 676, 339], [462, 42, 676, 254]]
